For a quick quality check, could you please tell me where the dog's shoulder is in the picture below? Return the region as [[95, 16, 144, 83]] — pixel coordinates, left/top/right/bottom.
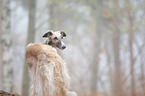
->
[[26, 43, 57, 58]]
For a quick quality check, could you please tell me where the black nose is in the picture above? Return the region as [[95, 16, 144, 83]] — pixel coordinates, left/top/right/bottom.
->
[[62, 46, 66, 49]]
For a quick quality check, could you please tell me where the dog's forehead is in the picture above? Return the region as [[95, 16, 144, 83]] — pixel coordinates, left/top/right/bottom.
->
[[53, 31, 61, 37]]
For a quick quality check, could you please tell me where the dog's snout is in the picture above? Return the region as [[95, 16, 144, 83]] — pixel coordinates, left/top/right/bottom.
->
[[62, 46, 66, 49]]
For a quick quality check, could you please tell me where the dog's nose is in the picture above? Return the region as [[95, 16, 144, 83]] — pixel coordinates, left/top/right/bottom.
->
[[62, 46, 66, 49]]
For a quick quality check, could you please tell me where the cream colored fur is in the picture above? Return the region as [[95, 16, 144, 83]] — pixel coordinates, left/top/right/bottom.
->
[[26, 43, 77, 96]]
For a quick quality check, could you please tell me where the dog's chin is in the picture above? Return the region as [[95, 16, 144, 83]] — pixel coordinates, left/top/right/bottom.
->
[[57, 47, 66, 50], [56, 45, 66, 50], [59, 48, 65, 50]]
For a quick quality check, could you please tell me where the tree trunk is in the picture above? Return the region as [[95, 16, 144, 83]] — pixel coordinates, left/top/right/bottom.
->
[[112, 29, 122, 96], [90, 0, 103, 94], [112, 1, 123, 96], [1, 0, 13, 92], [141, 58, 145, 96], [48, 0, 56, 30], [22, 0, 36, 96], [0, 0, 3, 89], [127, 1, 136, 95], [105, 38, 113, 96], [128, 15, 135, 96]]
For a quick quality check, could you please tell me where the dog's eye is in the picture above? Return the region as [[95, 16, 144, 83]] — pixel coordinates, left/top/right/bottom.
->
[[54, 37, 58, 40]]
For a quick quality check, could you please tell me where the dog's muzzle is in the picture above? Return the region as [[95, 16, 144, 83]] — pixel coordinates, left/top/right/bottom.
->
[[56, 41, 66, 50]]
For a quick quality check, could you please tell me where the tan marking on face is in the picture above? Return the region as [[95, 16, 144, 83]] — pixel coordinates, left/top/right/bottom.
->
[[50, 31, 62, 43]]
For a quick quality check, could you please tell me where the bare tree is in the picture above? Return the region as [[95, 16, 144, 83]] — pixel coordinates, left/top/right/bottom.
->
[[126, 0, 136, 96], [112, 1, 123, 96], [1, 0, 13, 92], [22, 0, 36, 96], [140, 54, 145, 96], [48, 0, 57, 30], [0, 0, 3, 89], [90, 0, 103, 94]]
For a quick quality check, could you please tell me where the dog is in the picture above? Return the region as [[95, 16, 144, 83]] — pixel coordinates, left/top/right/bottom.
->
[[26, 30, 77, 96]]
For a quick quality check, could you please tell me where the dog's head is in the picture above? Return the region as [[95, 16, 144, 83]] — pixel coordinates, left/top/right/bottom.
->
[[43, 30, 66, 50]]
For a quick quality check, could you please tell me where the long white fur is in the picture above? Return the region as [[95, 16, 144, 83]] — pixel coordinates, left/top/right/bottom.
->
[[28, 54, 56, 96], [26, 43, 77, 96]]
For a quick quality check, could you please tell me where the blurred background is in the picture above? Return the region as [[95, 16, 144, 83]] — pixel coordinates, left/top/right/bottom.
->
[[0, 0, 145, 96]]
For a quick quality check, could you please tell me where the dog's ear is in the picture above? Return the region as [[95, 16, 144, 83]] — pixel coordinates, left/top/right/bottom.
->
[[60, 31, 66, 37], [43, 31, 53, 38]]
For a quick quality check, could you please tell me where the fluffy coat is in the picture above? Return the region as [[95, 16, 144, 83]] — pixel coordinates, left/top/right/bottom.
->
[[26, 43, 77, 96]]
